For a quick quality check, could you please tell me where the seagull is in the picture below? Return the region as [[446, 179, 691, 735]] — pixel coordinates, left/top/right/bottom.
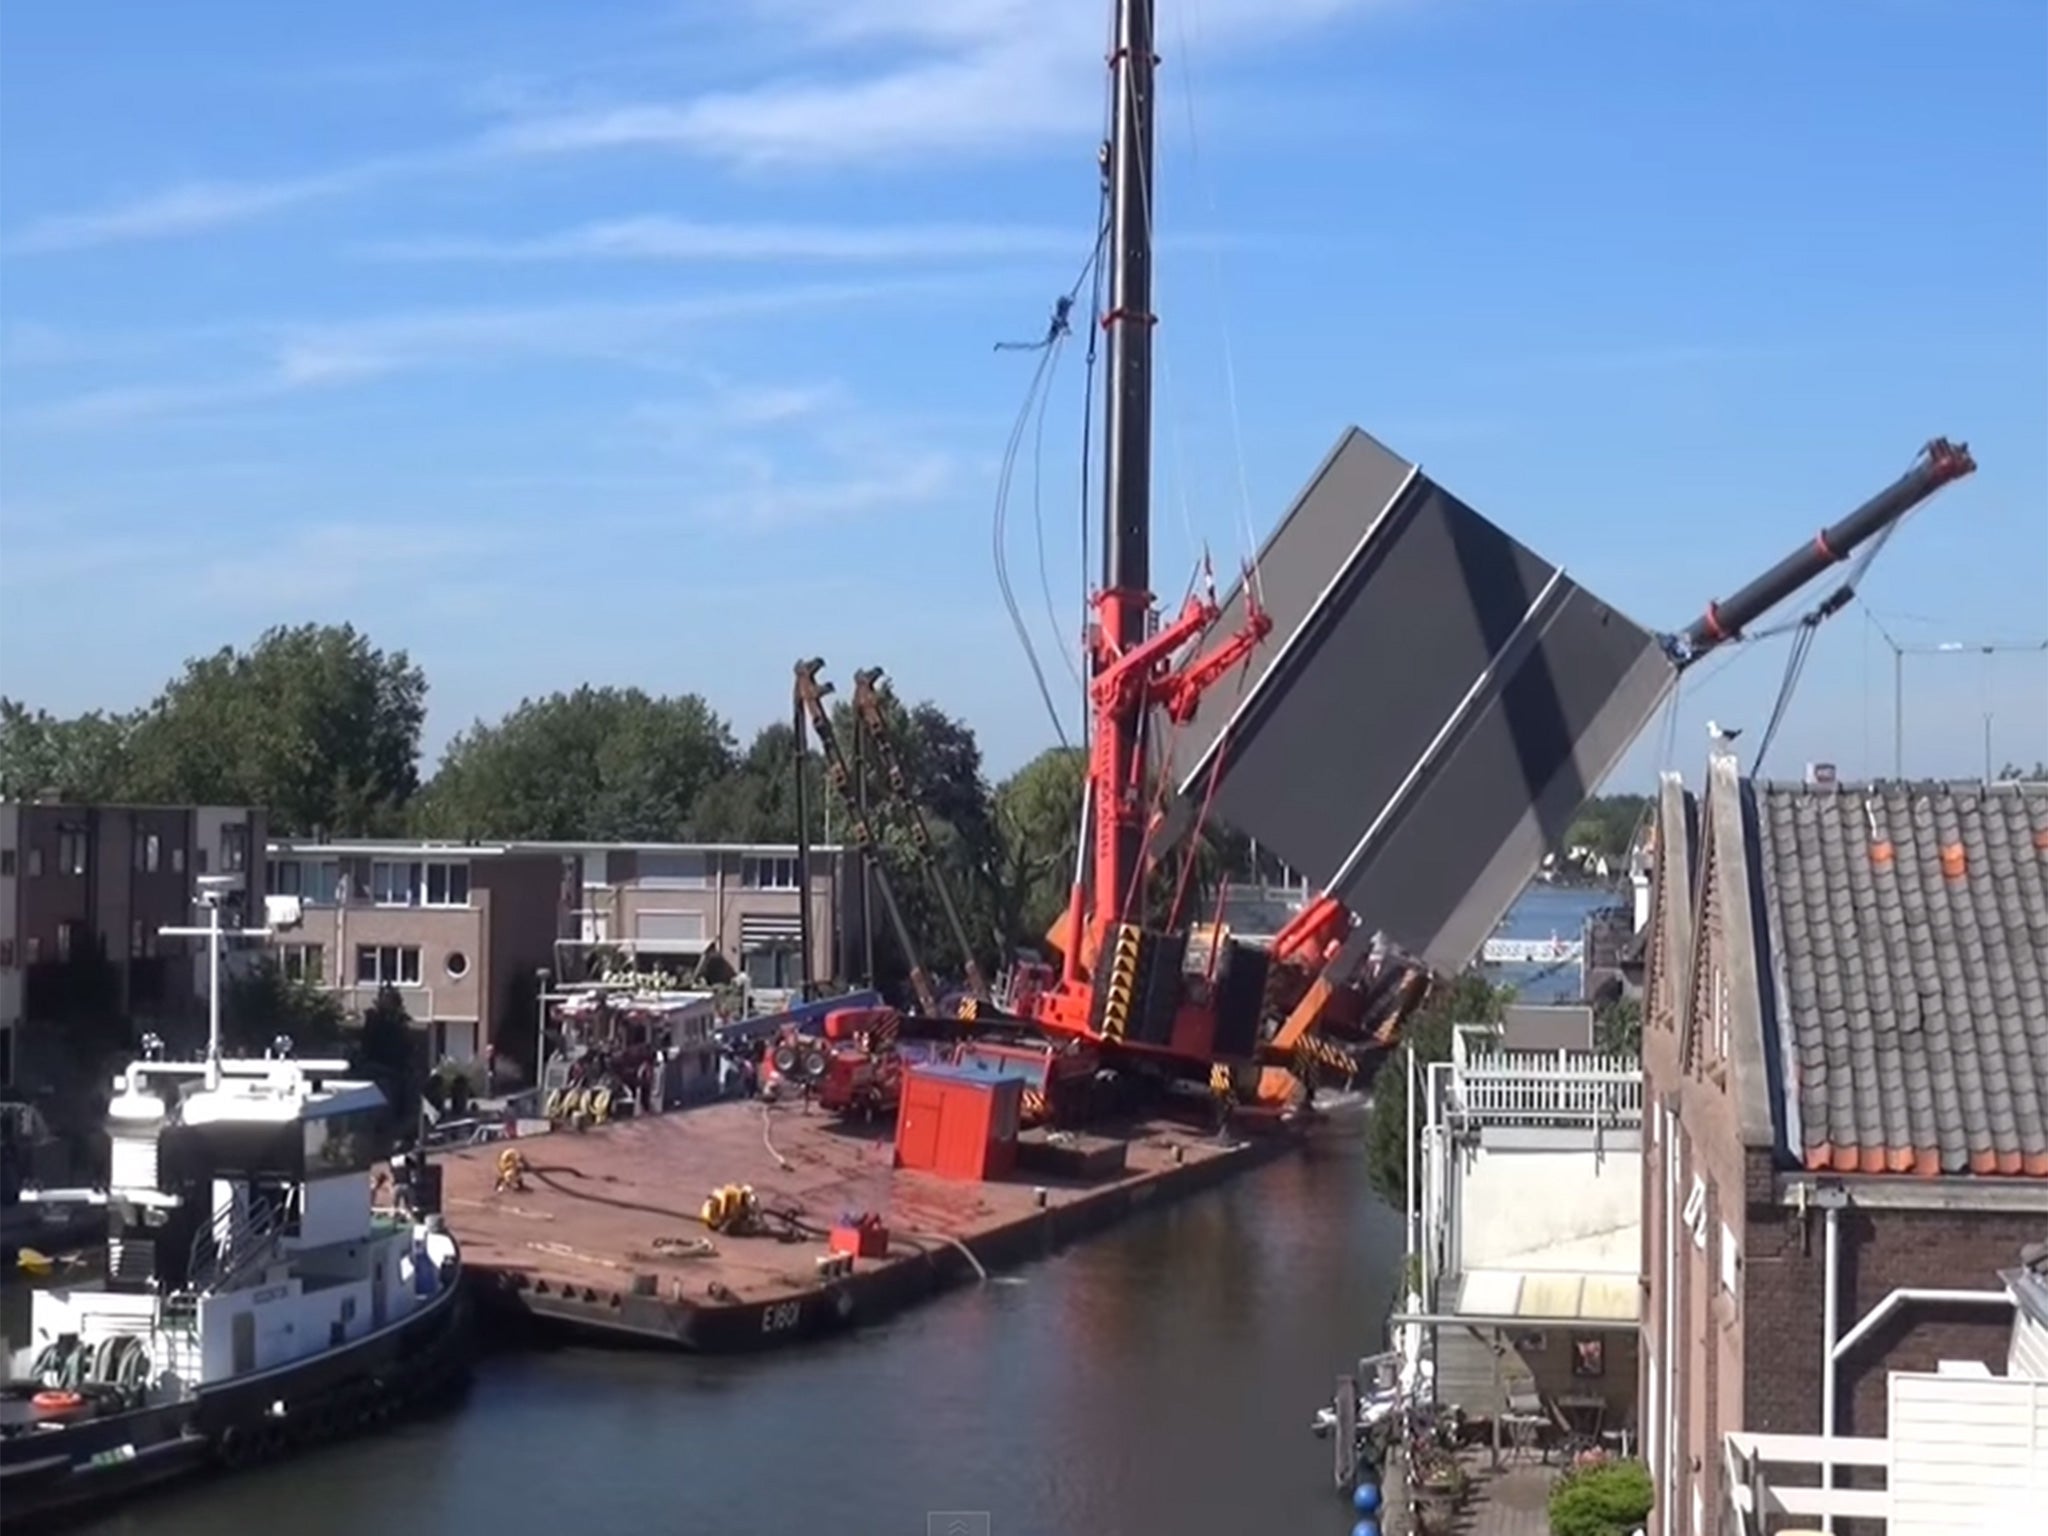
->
[[1707, 720, 1743, 744]]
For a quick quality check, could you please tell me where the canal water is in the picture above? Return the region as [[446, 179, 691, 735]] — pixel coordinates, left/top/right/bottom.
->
[[73, 1112, 1402, 1536], [59, 886, 1613, 1536]]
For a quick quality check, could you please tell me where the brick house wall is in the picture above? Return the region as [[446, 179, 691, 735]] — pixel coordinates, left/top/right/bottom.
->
[[1643, 764, 2046, 1536], [1739, 1194, 2039, 1438]]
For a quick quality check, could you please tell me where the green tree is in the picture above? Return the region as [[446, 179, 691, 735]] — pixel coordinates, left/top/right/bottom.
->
[[1365, 970, 1509, 1209], [355, 985, 423, 1136], [220, 960, 348, 1057], [1595, 994, 1642, 1056], [417, 685, 735, 841], [991, 746, 1086, 949], [689, 721, 819, 844], [124, 623, 426, 834], [1563, 793, 1651, 864], [0, 701, 140, 801]]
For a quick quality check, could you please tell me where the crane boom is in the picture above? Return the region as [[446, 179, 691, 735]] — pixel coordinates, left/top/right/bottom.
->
[[1678, 438, 1975, 663], [793, 660, 940, 1015], [850, 669, 991, 999]]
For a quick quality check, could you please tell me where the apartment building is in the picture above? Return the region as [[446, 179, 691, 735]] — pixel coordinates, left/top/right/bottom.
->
[[1639, 759, 2046, 1536], [0, 800, 266, 1087], [263, 840, 573, 1068], [564, 842, 848, 998]]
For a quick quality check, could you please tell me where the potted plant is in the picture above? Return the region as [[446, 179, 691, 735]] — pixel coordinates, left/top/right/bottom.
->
[[1548, 1456, 1653, 1536], [1410, 1446, 1469, 1535]]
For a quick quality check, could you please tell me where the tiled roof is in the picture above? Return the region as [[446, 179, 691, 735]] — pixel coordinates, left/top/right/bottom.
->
[[1752, 780, 2048, 1177]]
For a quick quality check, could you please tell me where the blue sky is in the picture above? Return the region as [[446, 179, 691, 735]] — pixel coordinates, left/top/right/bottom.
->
[[2, 0, 2043, 789]]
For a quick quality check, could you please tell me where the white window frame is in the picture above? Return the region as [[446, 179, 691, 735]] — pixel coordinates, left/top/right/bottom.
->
[[56, 831, 86, 876], [742, 854, 800, 892], [422, 861, 470, 907], [279, 943, 324, 983], [370, 861, 420, 906], [220, 824, 248, 873], [135, 831, 161, 873], [1719, 1220, 1739, 1297], [355, 944, 422, 987]]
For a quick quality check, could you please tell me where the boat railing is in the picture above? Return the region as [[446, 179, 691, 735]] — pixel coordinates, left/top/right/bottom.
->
[[188, 1195, 287, 1293]]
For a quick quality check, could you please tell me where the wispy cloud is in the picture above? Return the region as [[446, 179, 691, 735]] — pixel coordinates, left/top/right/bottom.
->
[[358, 215, 1088, 265], [2, 0, 1391, 253], [13, 276, 994, 431], [2, 156, 433, 255], [478, 0, 1385, 169], [623, 374, 965, 529]]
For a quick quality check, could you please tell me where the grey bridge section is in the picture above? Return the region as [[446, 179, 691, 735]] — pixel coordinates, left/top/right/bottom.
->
[[1160, 427, 1675, 976]]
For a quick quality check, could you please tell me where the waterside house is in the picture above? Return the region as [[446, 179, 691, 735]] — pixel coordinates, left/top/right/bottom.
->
[[1639, 758, 2048, 1533]]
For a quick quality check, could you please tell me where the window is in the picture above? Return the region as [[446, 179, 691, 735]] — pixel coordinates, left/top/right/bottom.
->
[[171, 846, 186, 874], [355, 945, 421, 987], [134, 831, 161, 873], [56, 831, 87, 876], [56, 921, 83, 962], [195, 848, 208, 874], [25, 937, 41, 963], [220, 824, 248, 873], [0, 940, 13, 968], [1, 849, 15, 876], [423, 862, 470, 907], [744, 945, 799, 989], [267, 859, 303, 897], [279, 944, 325, 984], [444, 950, 469, 979], [1719, 1221, 1740, 1297], [1682, 1174, 1709, 1251], [26, 848, 43, 878], [638, 852, 708, 888], [370, 861, 419, 905], [741, 855, 799, 891]]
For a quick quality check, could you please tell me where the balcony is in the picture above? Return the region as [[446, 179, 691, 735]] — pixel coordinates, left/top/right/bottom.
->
[[1724, 1370, 2048, 1536], [1448, 1029, 1642, 1131]]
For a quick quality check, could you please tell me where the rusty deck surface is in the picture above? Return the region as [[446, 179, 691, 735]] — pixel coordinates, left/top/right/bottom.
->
[[435, 1099, 1249, 1306]]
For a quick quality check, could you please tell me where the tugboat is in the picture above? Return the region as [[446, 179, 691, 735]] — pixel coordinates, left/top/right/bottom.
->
[[0, 876, 470, 1521]]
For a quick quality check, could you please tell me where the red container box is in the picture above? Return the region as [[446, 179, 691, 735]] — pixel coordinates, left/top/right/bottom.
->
[[829, 1221, 890, 1260], [894, 1065, 1023, 1182]]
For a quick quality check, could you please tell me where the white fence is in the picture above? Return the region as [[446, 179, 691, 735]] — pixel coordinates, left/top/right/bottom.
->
[[1449, 1048, 1642, 1127], [1725, 1372, 2048, 1536]]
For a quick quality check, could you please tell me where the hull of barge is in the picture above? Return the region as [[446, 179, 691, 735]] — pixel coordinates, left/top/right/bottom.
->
[[440, 1097, 1309, 1353]]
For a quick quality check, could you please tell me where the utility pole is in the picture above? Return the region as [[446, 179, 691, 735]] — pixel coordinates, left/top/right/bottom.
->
[[1094, 0, 1159, 922], [1872, 630, 2047, 779]]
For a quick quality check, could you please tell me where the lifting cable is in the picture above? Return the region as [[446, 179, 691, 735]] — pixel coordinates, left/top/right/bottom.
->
[[1746, 490, 1914, 775], [992, 225, 1108, 755]]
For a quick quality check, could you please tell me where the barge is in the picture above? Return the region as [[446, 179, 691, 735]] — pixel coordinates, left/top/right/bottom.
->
[[444, 1093, 1306, 1351]]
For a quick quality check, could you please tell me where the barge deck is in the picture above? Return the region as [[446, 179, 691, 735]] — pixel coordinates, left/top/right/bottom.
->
[[440, 1097, 1302, 1351]]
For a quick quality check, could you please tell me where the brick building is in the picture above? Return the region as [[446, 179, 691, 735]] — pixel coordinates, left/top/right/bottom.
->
[[263, 839, 574, 1069], [561, 841, 847, 999], [1, 800, 266, 1087], [1639, 757, 2047, 1535]]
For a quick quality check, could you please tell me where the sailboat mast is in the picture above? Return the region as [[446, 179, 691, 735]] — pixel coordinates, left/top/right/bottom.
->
[[1093, 0, 1160, 926]]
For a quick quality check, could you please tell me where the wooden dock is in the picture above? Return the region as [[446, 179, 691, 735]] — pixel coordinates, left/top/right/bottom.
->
[[438, 1096, 1300, 1351]]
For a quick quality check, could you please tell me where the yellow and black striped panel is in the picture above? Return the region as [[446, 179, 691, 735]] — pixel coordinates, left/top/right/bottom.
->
[[1095, 922, 1145, 1041]]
